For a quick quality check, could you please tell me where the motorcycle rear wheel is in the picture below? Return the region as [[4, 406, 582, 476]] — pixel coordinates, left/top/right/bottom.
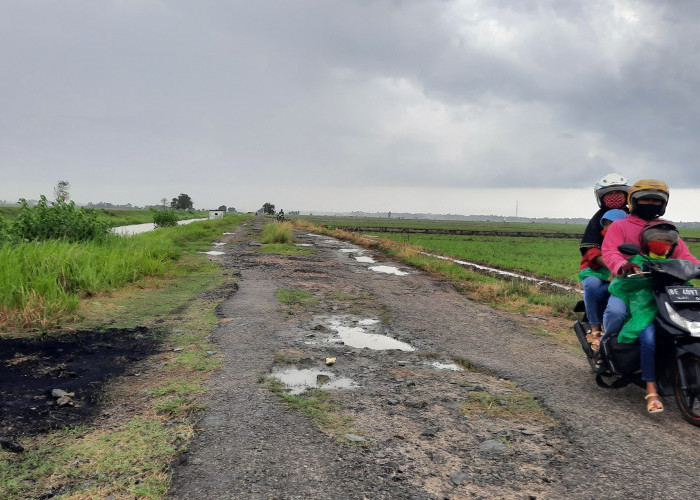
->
[[673, 354, 700, 426]]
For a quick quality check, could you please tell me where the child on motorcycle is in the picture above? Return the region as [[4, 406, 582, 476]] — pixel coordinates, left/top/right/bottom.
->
[[578, 208, 627, 348], [603, 179, 699, 338], [607, 220, 685, 413]]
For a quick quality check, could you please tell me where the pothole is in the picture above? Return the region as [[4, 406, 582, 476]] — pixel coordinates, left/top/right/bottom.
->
[[270, 368, 358, 395], [323, 316, 415, 352], [354, 256, 376, 264], [369, 265, 408, 276]]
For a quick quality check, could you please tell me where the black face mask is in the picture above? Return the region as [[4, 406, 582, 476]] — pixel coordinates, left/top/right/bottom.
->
[[633, 204, 664, 221]]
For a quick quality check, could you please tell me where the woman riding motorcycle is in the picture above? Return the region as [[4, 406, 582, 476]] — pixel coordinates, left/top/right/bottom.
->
[[602, 179, 700, 376]]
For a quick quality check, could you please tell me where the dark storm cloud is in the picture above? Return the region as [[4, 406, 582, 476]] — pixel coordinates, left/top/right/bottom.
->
[[2, 0, 700, 209]]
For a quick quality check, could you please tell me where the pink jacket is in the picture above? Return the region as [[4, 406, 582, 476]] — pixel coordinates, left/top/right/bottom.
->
[[602, 215, 699, 276]]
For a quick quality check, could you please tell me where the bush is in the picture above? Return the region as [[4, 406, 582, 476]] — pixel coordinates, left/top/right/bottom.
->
[[153, 210, 179, 228], [260, 222, 293, 244], [3, 196, 109, 244]]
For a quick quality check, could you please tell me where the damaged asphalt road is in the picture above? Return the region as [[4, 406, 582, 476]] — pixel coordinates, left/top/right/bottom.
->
[[167, 219, 700, 499]]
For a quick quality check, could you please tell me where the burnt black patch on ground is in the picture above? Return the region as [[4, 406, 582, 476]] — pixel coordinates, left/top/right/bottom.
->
[[0, 327, 161, 437]]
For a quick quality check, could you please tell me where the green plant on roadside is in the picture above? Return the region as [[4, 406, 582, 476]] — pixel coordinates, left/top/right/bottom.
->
[[0, 418, 189, 499], [260, 221, 293, 244], [2, 196, 110, 245], [265, 378, 356, 436], [153, 209, 179, 228], [0, 214, 251, 331], [275, 288, 316, 306], [258, 243, 313, 255], [154, 396, 206, 415]]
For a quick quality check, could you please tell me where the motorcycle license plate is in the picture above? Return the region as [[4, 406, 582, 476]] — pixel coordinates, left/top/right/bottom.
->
[[666, 286, 700, 304]]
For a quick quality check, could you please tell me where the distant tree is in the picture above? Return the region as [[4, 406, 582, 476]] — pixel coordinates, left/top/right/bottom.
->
[[160, 197, 168, 208], [227, 207, 237, 213], [218, 205, 227, 212], [262, 202, 275, 215], [170, 193, 194, 210], [54, 180, 70, 201]]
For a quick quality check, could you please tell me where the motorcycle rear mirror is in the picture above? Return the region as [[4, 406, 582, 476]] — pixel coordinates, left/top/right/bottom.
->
[[618, 243, 641, 256]]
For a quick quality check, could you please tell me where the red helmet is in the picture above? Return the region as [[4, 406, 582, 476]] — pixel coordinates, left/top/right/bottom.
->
[[641, 219, 678, 255]]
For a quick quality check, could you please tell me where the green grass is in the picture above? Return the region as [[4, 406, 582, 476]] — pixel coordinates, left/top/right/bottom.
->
[[0, 215, 250, 331], [259, 243, 313, 255], [0, 217, 246, 498], [265, 378, 356, 437], [260, 221, 294, 244], [0, 206, 210, 227], [298, 215, 588, 234], [376, 233, 581, 282], [0, 418, 190, 499], [275, 288, 316, 306]]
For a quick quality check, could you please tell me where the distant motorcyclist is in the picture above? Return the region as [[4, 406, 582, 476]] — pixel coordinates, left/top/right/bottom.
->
[[277, 209, 285, 222]]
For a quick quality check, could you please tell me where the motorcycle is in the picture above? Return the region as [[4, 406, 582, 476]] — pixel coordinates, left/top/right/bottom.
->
[[573, 243, 700, 425]]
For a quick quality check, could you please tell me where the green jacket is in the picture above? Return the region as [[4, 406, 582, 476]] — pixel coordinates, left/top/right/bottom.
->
[[608, 254, 682, 343]]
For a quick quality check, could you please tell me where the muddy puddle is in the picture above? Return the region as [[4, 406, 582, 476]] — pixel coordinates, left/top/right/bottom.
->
[[315, 316, 415, 352], [354, 256, 376, 263], [369, 265, 409, 276], [0, 328, 161, 437], [270, 368, 358, 395]]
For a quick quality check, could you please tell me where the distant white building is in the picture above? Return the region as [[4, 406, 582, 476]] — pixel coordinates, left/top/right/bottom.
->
[[208, 210, 224, 219]]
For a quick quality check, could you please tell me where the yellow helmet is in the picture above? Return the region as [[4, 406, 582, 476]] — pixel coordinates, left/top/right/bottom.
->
[[628, 179, 669, 216]]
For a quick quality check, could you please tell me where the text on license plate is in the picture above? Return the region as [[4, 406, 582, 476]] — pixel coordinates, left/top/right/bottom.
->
[[667, 287, 700, 303]]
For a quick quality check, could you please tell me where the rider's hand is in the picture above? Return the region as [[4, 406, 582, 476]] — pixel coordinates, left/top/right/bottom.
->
[[620, 262, 641, 276]]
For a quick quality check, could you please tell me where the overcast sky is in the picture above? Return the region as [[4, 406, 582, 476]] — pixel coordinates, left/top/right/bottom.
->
[[2, 1, 699, 219]]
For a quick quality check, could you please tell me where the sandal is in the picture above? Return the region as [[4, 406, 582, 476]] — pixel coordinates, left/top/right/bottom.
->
[[585, 331, 603, 343], [645, 393, 664, 413], [590, 337, 601, 352]]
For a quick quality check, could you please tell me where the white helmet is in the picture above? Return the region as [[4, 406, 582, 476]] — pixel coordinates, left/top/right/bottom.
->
[[594, 173, 630, 207]]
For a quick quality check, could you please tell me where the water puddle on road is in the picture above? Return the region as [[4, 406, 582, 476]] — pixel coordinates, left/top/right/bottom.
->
[[369, 265, 408, 276], [199, 251, 225, 256], [326, 317, 414, 352], [355, 256, 376, 264], [429, 361, 464, 371], [270, 368, 357, 395], [212, 242, 226, 247], [295, 243, 313, 247]]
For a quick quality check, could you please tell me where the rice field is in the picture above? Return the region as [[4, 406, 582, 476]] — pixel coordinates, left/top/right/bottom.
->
[[375, 233, 582, 282]]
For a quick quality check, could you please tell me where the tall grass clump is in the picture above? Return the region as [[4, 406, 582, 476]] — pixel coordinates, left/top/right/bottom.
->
[[0, 215, 251, 330], [260, 221, 293, 244], [0, 234, 180, 330]]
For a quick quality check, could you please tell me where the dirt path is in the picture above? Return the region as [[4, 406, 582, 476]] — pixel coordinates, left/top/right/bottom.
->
[[168, 218, 700, 499]]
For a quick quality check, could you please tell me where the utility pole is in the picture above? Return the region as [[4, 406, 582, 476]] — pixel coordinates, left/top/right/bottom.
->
[[515, 200, 518, 219]]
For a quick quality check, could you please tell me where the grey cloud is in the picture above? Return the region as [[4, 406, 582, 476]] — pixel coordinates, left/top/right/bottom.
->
[[2, 0, 700, 209]]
